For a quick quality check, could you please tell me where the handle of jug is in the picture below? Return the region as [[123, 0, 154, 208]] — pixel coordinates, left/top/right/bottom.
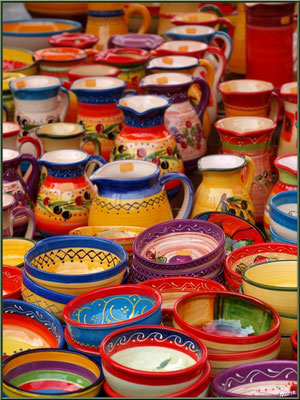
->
[[10, 206, 36, 239], [242, 156, 255, 194], [58, 87, 70, 122], [124, 4, 151, 34], [80, 134, 101, 156], [212, 30, 232, 61], [18, 153, 40, 199], [216, 17, 234, 39], [268, 91, 281, 122], [192, 77, 210, 123], [85, 154, 106, 179]]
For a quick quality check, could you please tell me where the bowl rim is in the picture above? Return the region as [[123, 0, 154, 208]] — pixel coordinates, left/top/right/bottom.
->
[[62, 284, 162, 329], [242, 260, 297, 292], [269, 190, 298, 223], [2, 236, 36, 268], [69, 225, 146, 240], [3, 264, 22, 299], [3, 47, 36, 73], [64, 326, 100, 356], [99, 324, 208, 380], [269, 226, 297, 245], [173, 290, 280, 345]]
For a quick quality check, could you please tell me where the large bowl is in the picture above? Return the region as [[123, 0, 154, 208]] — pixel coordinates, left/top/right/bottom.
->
[[99, 325, 208, 397], [3, 237, 36, 268], [24, 235, 128, 296], [3, 47, 38, 75], [242, 260, 297, 315], [278, 311, 297, 336], [63, 284, 162, 348], [2, 349, 103, 398], [212, 360, 297, 397], [3, 299, 64, 359], [173, 291, 280, 353], [3, 265, 22, 299], [270, 190, 297, 243]]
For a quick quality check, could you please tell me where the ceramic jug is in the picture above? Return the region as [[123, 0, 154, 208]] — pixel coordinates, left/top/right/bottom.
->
[[85, 3, 151, 51], [140, 73, 210, 171], [3, 72, 25, 122], [70, 77, 126, 162], [3, 148, 39, 236], [190, 154, 256, 225], [157, 2, 199, 35], [110, 94, 184, 197], [263, 154, 297, 239], [228, 3, 246, 75], [215, 117, 276, 222], [88, 160, 194, 228], [3, 122, 41, 156], [277, 82, 298, 157], [34, 149, 106, 237]]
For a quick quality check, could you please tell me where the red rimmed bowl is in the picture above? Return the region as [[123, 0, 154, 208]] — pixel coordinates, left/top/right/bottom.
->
[[224, 269, 240, 292], [291, 330, 297, 359], [3, 265, 22, 299], [173, 291, 280, 353], [48, 32, 98, 49], [99, 325, 208, 397]]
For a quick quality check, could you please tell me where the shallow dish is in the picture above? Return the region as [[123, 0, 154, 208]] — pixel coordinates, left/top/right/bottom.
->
[[3, 47, 38, 75], [3, 299, 64, 359], [3, 237, 36, 268], [242, 260, 297, 315], [99, 325, 208, 397], [2, 348, 103, 398], [63, 284, 162, 348], [270, 190, 297, 243], [3, 265, 22, 299]]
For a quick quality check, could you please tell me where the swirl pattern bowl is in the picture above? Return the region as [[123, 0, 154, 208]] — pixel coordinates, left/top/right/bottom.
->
[[99, 325, 208, 397], [270, 191, 297, 244], [3, 265, 22, 299]]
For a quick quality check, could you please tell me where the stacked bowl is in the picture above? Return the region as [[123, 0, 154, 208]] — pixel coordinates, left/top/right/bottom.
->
[[132, 219, 226, 285], [270, 191, 297, 244]]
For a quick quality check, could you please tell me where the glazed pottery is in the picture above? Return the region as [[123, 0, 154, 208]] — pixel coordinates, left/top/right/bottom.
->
[[85, 3, 151, 51], [140, 72, 210, 170], [291, 330, 297, 359], [278, 82, 298, 157], [228, 3, 246, 74], [95, 48, 151, 92], [190, 154, 256, 224], [3, 122, 22, 150], [3, 237, 35, 268], [245, 3, 296, 89], [242, 260, 297, 315], [3, 48, 38, 76], [263, 154, 297, 238], [3, 265, 22, 300], [99, 325, 208, 397], [34, 149, 105, 236], [2, 349, 103, 398], [157, 3, 199, 36], [70, 77, 126, 161], [278, 334, 293, 360], [88, 160, 193, 228], [215, 117, 276, 221], [108, 33, 164, 51], [25, 2, 88, 24], [65, 64, 121, 89], [212, 360, 297, 397], [3, 299, 64, 359], [63, 285, 162, 348], [279, 312, 297, 336], [48, 32, 98, 49], [270, 191, 297, 243], [3, 18, 82, 51], [24, 235, 128, 296], [3, 72, 26, 122], [270, 227, 298, 245], [173, 291, 280, 353]]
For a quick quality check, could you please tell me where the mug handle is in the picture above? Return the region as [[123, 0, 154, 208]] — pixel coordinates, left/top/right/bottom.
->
[[216, 17, 234, 39], [18, 153, 40, 198], [199, 4, 223, 17], [191, 76, 211, 122], [268, 91, 281, 122], [18, 136, 43, 158], [62, 80, 72, 90], [10, 206, 36, 239], [80, 134, 101, 155], [242, 156, 256, 193], [124, 4, 151, 34], [212, 30, 232, 61], [205, 46, 227, 81], [58, 87, 70, 122], [159, 172, 194, 219], [84, 154, 106, 179]]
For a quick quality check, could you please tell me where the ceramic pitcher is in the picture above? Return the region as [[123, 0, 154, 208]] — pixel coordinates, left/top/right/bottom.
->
[[34, 149, 106, 236], [157, 2, 199, 35], [190, 154, 256, 224], [215, 117, 276, 222], [3, 122, 41, 156], [88, 160, 194, 228], [140, 73, 210, 171]]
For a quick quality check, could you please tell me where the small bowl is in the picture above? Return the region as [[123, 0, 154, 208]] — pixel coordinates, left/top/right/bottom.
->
[[270, 190, 297, 243], [24, 235, 128, 296], [2, 349, 104, 398], [3, 299, 64, 359], [48, 32, 98, 49], [212, 360, 297, 397], [3, 265, 22, 299], [99, 325, 208, 397], [63, 284, 162, 348], [242, 260, 297, 315], [3, 237, 36, 268], [3, 47, 38, 75], [270, 226, 297, 245], [173, 291, 280, 353], [279, 311, 298, 336]]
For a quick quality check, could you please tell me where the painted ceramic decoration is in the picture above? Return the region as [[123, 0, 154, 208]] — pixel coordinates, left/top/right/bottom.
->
[[108, 33, 164, 51], [3, 265, 22, 299], [34, 149, 105, 236], [3, 48, 37, 76], [3, 72, 26, 122], [270, 191, 297, 244], [191, 155, 256, 224], [278, 82, 297, 157], [48, 32, 98, 49], [3, 122, 22, 150], [3, 237, 35, 268], [3, 299, 64, 359], [88, 160, 193, 228], [140, 72, 210, 170], [2, 349, 104, 398]]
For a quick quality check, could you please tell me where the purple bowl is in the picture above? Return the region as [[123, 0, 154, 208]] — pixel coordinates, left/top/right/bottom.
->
[[108, 33, 164, 50], [212, 360, 298, 397]]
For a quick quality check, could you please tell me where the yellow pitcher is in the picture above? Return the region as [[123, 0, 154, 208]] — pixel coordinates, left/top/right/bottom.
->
[[190, 154, 256, 224]]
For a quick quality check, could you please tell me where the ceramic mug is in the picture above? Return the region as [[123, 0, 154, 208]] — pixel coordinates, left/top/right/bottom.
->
[[3, 193, 36, 239]]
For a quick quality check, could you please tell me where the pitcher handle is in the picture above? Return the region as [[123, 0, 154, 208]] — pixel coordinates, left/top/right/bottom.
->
[[242, 156, 256, 193], [80, 134, 101, 155], [191, 77, 210, 123], [199, 4, 223, 17], [159, 172, 194, 219], [212, 30, 232, 61], [216, 17, 234, 39], [205, 46, 227, 81], [124, 4, 151, 34], [197, 59, 215, 89], [268, 91, 281, 122], [10, 206, 36, 239], [84, 154, 106, 179], [18, 136, 43, 158], [58, 87, 70, 122], [18, 153, 40, 198]]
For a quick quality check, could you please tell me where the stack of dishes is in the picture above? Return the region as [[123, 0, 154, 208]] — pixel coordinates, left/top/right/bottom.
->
[[270, 191, 297, 244]]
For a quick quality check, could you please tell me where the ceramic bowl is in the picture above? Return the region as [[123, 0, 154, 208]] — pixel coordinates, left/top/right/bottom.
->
[[279, 311, 297, 336], [2, 349, 104, 398], [212, 360, 297, 397], [3, 265, 22, 299], [99, 325, 208, 397], [225, 243, 298, 288], [270, 191, 297, 243], [291, 331, 297, 359], [3, 299, 64, 359], [3, 47, 38, 75], [24, 235, 128, 296], [242, 260, 297, 315], [48, 32, 99, 49], [63, 284, 162, 348], [279, 334, 293, 360], [224, 269, 240, 292], [3, 237, 36, 268], [103, 360, 211, 398], [270, 226, 297, 245], [3, 19, 82, 52], [173, 291, 280, 353]]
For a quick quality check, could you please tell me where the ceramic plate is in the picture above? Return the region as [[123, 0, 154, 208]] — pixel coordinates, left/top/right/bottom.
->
[[3, 265, 22, 299]]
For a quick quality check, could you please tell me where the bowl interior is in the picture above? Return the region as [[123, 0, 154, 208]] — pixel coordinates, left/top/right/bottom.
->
[[3, 47, 35, 71], [69, 226, 145, 242], [219, 79, 273, 93], [3, 265, 22, 298], [3, 20, 79, 34], [157, 40, 207, 53], [3, 238, 35, 267]]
